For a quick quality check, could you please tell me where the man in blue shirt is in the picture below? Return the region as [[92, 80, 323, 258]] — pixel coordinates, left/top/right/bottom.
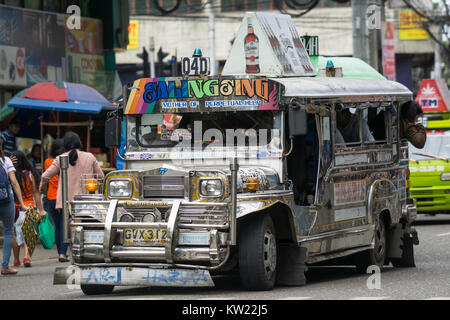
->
[[0, 119, 20, 156]]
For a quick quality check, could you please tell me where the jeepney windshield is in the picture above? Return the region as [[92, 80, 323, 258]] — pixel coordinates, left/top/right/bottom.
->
[[409, 134, 450, 161], [135, 111, 282, 149]]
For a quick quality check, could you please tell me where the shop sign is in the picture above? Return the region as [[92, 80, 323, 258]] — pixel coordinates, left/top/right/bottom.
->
[[382, 22, 396, 81], [127, 20, 139, 50], [416, 79, 450, 112], [399, 10, 428, 40]]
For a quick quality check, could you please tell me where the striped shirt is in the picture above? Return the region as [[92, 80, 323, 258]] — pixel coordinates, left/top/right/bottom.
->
[[0, 129, 17, 155]]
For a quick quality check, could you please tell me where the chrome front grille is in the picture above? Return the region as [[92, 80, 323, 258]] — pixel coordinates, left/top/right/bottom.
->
[[142, 175, 185, 199], [178, 204, 228, 228]]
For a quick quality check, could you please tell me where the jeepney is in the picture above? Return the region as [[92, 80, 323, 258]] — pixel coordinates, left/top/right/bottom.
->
[[53, 75, 419, 295]]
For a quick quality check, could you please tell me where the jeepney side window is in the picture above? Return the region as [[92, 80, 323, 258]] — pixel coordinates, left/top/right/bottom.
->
[[367, 107, 388, 143], [335, 108, 374, 147]]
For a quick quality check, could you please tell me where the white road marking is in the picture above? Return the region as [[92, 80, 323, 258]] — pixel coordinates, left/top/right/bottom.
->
[[349, 297, 390, 300], [280, 297, 313, 300], [436, 232, 450, 237], [426, 297, 450, 300]]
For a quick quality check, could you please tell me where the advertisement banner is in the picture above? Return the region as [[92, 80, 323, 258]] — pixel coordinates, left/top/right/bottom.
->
[[0, 45, 26, 87], [399, 10, 429, 40], [65, 17, 103, 56], [382, 22, 396, 81], [222, 12, 315, 77]]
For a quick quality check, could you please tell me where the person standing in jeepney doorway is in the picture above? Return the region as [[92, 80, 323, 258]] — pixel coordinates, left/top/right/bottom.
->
[[400, 101, 426, 149], [336, 108, 375, 143]]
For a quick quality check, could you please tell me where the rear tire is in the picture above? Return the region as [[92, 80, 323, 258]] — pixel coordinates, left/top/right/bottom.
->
[[238, 214, 277, 291], [355, 214, 387, 274], [80, 284, 115, 295]]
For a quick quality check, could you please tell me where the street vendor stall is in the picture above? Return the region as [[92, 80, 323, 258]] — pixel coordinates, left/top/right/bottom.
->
[[3, 81, 116, 171]]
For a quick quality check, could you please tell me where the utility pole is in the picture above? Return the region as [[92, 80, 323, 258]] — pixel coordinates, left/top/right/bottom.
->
[[206, 0, 217, 75], [434, 24, 442, 79], [149, 36, 156, 78], [352, 0, 370, 64]]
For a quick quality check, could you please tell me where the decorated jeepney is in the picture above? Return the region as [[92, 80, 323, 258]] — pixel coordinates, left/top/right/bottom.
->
[[53, 12, 419, 295]]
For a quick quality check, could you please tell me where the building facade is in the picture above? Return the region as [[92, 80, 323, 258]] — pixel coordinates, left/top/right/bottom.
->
[[117, 0, 436, 94]]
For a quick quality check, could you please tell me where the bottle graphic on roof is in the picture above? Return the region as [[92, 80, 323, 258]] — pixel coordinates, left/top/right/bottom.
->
[[244, 17, 260, 74]]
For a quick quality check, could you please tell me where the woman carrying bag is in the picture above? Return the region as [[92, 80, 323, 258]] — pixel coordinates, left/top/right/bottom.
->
[[0, 141, 29, 275]]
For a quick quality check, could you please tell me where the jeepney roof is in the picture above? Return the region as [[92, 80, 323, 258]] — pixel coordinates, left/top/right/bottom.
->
[[272, 77, 412, 99]]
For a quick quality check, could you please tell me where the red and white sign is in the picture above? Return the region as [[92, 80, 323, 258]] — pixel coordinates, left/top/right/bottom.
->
[[416, 79, 450, 112], [0, 45, 27, 87], [382, 22, 396, 81]]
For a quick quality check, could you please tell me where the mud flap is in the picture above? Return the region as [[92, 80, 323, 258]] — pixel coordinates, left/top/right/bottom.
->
[[276, 245, 307, 286], [386, 223, 403, 259]]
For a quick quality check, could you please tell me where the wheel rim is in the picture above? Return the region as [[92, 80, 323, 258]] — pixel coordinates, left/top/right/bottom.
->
[[374, 217, 386, 264], [263, 227, 277, 280]]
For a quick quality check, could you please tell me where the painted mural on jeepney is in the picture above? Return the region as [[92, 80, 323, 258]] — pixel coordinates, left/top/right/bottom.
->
[[124, 77, 280, 115]]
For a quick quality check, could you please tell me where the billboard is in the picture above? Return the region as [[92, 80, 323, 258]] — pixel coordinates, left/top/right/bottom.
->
[[0, 45, 26, 87]]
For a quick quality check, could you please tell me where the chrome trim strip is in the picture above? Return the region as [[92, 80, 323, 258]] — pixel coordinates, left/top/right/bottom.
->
[[103, 200, 118, 263], [165, 200, 181, 264]]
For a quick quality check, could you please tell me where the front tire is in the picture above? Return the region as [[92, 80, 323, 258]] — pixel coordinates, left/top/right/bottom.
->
[[355, 214, 387, 274], [238, 214, 277, 291]]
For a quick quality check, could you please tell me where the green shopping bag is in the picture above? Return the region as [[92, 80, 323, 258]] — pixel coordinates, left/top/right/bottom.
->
[[39, 213, 55, 250]]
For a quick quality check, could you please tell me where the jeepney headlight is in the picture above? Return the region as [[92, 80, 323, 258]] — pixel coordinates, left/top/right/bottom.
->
[[108, 179, 133, 198], [441, 173, 450, 181], [199, 178, 224, 197]]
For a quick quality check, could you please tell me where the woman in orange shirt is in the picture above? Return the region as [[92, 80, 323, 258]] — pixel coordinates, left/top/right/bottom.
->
[[43, 139, 68, 262], [11, 151, 46, 268]]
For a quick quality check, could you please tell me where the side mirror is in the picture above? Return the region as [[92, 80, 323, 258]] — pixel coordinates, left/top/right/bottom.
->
[[288, 108, 307, 137], [105, 116, 122, 148]]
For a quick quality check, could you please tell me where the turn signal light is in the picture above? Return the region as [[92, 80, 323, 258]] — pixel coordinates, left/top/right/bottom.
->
[[246, 177, 259, 191], [85, 179, 99, 192]]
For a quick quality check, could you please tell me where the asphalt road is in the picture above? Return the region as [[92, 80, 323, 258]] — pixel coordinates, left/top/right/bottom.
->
[[1, 214, 450, 301]]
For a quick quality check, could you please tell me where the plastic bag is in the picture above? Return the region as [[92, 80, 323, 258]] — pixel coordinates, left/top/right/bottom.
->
[[39, 213, 55, 250], [15, 210, 26, 246]]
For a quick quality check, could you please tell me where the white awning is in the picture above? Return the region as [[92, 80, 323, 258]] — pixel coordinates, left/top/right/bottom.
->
[[271, 77, 412, 99]]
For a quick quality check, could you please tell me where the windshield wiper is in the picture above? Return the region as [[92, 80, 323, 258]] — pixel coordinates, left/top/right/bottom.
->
[[412, 153, 448, 161]]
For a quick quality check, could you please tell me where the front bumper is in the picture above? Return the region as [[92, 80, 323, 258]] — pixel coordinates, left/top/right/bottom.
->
[[54, 265, 214, 287], [70, 199, 230, 267]]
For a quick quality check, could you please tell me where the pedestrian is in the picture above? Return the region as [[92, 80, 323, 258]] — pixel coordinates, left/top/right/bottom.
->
[[0, 141, 29, 275], [41, 139, 69, 262], [0, 118, 21, 156], [39, 132, 104, 237], [11, 151, 46, 268], [28, 144, 42, 173], [400, 101, 427, 149]]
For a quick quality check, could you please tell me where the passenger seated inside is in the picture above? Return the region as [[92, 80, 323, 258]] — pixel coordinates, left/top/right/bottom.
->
[[336, 108, 374, 143]]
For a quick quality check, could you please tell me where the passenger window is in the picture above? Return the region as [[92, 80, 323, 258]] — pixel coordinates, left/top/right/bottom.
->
[[335, 108, 375, 147], [367, 107, 387, 142]]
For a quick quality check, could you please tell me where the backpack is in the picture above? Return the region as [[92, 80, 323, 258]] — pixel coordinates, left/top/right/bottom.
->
[[0, 159, 11, 203]]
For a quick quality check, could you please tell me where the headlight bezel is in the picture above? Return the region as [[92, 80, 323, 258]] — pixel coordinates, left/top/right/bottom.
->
[[107, 178, 135, 199], [198, 177, 225, 198]]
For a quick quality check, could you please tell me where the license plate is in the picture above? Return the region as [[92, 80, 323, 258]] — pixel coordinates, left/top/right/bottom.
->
[[124, 228, 167, 245], [84, 231, 104, 244]]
